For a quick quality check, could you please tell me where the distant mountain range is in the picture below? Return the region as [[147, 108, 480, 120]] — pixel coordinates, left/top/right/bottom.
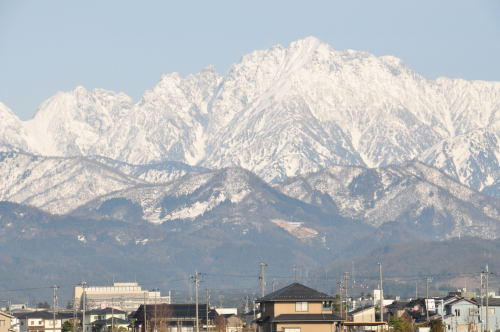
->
[[0, 37, 499, 300], [1, 37, 498, 190]]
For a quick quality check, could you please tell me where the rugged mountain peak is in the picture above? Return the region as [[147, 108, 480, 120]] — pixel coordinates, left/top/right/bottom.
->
[[0, 37, 498, 191], [0, 102, 30, 151]]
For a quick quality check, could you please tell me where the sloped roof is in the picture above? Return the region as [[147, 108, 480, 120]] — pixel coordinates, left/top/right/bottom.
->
[[133, 304, 217, 322], [92, 317, 129, 326], [474, 298, 500, 306], [87, 308, 126, 315], [446, 298, 478, 307], [257, 283, 335, 302], [0, 311, 14, 319], [350, 305, 375, 315], [14, 311, 62, 320], [386, 301, 408, 310], [272, 313, 343, 322]]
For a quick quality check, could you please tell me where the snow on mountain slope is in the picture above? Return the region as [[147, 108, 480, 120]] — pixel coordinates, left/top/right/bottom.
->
[[24, 86, 134, 157], [0, 150, 208, 214], [76, 167, 257, 224], [88, 156, 207, 183], [1, 37, 499, 191], [276, 162, 500, 239], [0, 103, 30, 151], [422, 129, 499, 193], [0, 150, 144, 214], [112, 68, 221, 164]]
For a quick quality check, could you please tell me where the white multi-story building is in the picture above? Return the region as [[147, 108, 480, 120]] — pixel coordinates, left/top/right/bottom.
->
[[74, 282, 171, 313]]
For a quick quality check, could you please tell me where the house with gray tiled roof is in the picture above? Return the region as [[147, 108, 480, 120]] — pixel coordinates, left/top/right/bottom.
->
[[256, 282, 343, 332]]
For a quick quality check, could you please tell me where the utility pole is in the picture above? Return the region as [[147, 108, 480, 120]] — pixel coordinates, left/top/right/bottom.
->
[[252, 300, 257, 332], [73, 297, 76, 332], [192, 271, 201, 332], [426, 277, 431, 322], [206, 289, 210, 332], [415, 281, 418, 299], [352, 261, 356, 286], [272, 279, 277, 292], [343, 272, 350, 318], [81, 282, 87, 332], [111, 299, 115, 332], [52, 285, 59, 332], [154, 290, 157, 332], [480, 272, 484, 332], [378, 263, 384, 322], [441, 299, 444, 327], [259, 263, 267, 298], [338, 281, 343, 319], [485, 265, 490, 332], [143, 292, 147, 332]]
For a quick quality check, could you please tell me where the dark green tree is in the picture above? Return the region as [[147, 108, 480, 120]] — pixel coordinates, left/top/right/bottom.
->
[[37, 301, 50, 309], [62, 321, 74, 332], [389, 316, 413, 332], [429, 319, 445, 332]]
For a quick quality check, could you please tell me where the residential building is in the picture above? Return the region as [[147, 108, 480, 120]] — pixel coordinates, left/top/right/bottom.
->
[[385, 301, 409, 320], [476, 297, 500, 332], [346, 306, 378, 332], [83, 308, 127, 332], [436, 298, 480, 332], [15, 311, 62, 332], [0, 311, 13, 332], [74, 282, 171, 313], [256, 282, 343, 332], [215, 314, 243, 332], [133, 303, 218, 332]]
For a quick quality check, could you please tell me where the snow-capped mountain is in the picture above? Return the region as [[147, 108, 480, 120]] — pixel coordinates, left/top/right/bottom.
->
[[0, 150, 202, 214], [1, 37, 499, 192], [276, 161, 500, 239], [4, 145, 498, 241]]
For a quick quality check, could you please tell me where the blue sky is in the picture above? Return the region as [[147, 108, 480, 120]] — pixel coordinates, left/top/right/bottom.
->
[[1, 0, 499, 120]]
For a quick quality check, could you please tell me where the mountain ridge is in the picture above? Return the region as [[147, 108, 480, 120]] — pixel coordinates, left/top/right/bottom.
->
[[0, 36, 498, 192]]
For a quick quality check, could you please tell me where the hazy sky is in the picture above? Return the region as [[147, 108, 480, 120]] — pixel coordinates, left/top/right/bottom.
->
[[1, 0, 499, 120]]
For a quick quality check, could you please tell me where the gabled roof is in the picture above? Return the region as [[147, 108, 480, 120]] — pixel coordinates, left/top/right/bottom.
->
[[386, 301, 409, 310], [133, 304, 217, 322], [0, 311, 14, 319], [272, 313, 343, 322], [446, 298, 478, 307], [350, 306, 375, 315], [14, 311, 62, 320], [87, 308, 126, 315], [474, 298, 500, 307], [92, 317, 129, 326], [257, 283, 335, 302]]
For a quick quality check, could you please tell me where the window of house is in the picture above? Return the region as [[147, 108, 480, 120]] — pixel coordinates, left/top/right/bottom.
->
[[455, 309, 460, 317], [295, 302, 308, 312], [0, 320, 5, 326], [283, 328, 301, 332], [322, 301, 332, 311]]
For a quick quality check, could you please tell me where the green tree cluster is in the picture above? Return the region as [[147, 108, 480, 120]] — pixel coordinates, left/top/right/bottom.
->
[[389, 316, 413, 332]]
